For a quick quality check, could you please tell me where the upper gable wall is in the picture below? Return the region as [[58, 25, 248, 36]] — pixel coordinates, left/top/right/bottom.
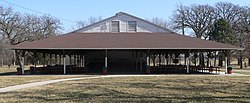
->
[[76, 14, 170, 33]]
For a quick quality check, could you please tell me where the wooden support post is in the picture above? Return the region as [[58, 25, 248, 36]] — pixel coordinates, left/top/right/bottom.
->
[[186, 52, 190, 74], [187, 56, 190, 74], [146, 50, 150, 74], [59, 55, 62, 65], [79, 54, 82, 67], [43, 53, 46, 67], [55, 54, 57, 65], [83, 55, 85, 67], [49, 53, 52, 65], [105, 50, 108, 68], [147, 50, 150, 66], [82, 54, 84, 67], [225, 51, 228, 74], [78, 55, 80, 67], [13, 50, 16, 66], [168, 54, 171, 65], [34, 52, 37, 68], [74, 55, 77, 67], [159, 54, 161, 66], [140, 51, 142, 72], [69, 55, 72, 67], [63, 54, 66, 74], [184, 54, 187, 65], [21, 51, 25, 75], [76, 55, 78, 67]]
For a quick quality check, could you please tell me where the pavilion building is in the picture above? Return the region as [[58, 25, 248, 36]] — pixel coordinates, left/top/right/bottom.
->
[[12, 12, 242, 74]]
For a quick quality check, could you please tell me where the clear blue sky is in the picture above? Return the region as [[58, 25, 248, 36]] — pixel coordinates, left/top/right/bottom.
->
[[0, 0, 249, 33]]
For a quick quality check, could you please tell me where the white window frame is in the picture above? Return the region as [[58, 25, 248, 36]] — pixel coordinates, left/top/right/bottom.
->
[[127, 21, 137, 32], [111, 21, 120, 32]]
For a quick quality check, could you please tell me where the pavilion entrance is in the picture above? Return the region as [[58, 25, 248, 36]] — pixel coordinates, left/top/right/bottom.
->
[[85, 50, 147, 74]]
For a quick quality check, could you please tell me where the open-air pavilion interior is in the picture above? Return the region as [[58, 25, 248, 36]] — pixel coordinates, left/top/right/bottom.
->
[[12, 32, 242, 75]]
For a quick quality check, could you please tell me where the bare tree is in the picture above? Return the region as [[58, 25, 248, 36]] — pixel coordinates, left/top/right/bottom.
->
[[171, 4, 216, 66], [0, 5, 62, 68], [72, 16, 102, 30], [146, 17, 170, 29], [171, 4, 216, 39], [170, 4, 187, 35], [233, 6, 250, 68]]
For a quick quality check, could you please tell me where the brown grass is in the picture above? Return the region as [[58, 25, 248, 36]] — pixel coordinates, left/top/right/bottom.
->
[[0, 75, 250, 102]]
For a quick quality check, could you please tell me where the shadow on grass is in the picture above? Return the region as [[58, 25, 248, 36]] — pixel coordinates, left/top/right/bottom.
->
[[0, 70, 31, 76], [0, 72, 17, 75], [3, 89, 250, 102]]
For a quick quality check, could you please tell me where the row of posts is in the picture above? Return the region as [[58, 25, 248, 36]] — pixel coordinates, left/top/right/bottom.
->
[[17, 50, 229, 75]]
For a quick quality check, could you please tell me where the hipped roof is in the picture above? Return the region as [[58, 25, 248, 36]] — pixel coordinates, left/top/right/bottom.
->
[[12, 32, 242, 50]]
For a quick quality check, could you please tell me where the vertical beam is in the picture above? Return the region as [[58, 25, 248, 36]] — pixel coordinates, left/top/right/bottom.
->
[[49, 53, 52, 65], [168, 54, 171, 65], [83, 55, 85, 67], [140, 50, 142, 72], [159, 54, 161, 66], [59, 55, 62, 65], [187, 56, 190, 74], [147, 53, 150, 66], [80, 54, 82, 67], [105, 49, 108, 68], [146, 50, 150, 74], [21, 51, 25, 74], [69, 55, 72, 67], [63, 51, 66, 74], [78, 55, 80, 67], [43, 53, 46, 67], [82, 54, 84, 67], [13, 50, 16, 66], [184, 54, 187, 65], [74, 55, 77, 67], [55, 54, 57, 65], [34, 52, 37, 68], [63, 55, 66, 74], [225, 51, 228, 74], [186, 52, 190, 74]]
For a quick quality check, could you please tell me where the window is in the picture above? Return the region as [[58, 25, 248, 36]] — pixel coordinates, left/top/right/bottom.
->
[[128, 21, 136, 32], [111, 21, 119, 32]]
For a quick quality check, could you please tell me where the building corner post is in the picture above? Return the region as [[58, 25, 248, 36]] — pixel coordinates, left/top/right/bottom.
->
[[21, 51, 25, 75], [186, 50, 191, 74], [225, 51, 228, 74], [63, 50, 66, 74], [103, 49, 108, 74], [146, 49, 151, 74]]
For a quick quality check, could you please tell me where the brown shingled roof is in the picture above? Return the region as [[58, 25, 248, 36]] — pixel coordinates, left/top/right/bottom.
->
[[12, 32, 242, 50]]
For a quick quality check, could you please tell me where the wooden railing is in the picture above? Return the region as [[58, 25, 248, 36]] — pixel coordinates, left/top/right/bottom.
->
[[30, 65, 88, 74]]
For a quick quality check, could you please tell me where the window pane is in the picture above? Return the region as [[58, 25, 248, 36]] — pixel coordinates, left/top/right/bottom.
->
[[111, 21, 119, 32], [128, 21, 136, 32]]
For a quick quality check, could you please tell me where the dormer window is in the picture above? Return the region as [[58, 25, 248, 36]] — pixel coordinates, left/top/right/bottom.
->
[[128, 21, 136, 32], [111, 21, 120, 32]]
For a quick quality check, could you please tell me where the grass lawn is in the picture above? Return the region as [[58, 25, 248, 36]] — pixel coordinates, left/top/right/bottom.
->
[[0, 66, 85, 88], [0, 66, 20, 74], [0, 75, 250, 102], [0, 75, 87, 88]]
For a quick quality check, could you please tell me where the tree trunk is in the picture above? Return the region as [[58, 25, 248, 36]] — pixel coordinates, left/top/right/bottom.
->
[[152, 55, 156, 66], [15, 50, 23, 68], [165, 54, 169, 65], [227, 56, 231, 66], [199, 53, 205, 66], [207, 52, 211, 67], [218, 54, 223, 67], [214, 55, 217, 66], [248, 58, 250, 66], [240, 55, 243, 69]]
